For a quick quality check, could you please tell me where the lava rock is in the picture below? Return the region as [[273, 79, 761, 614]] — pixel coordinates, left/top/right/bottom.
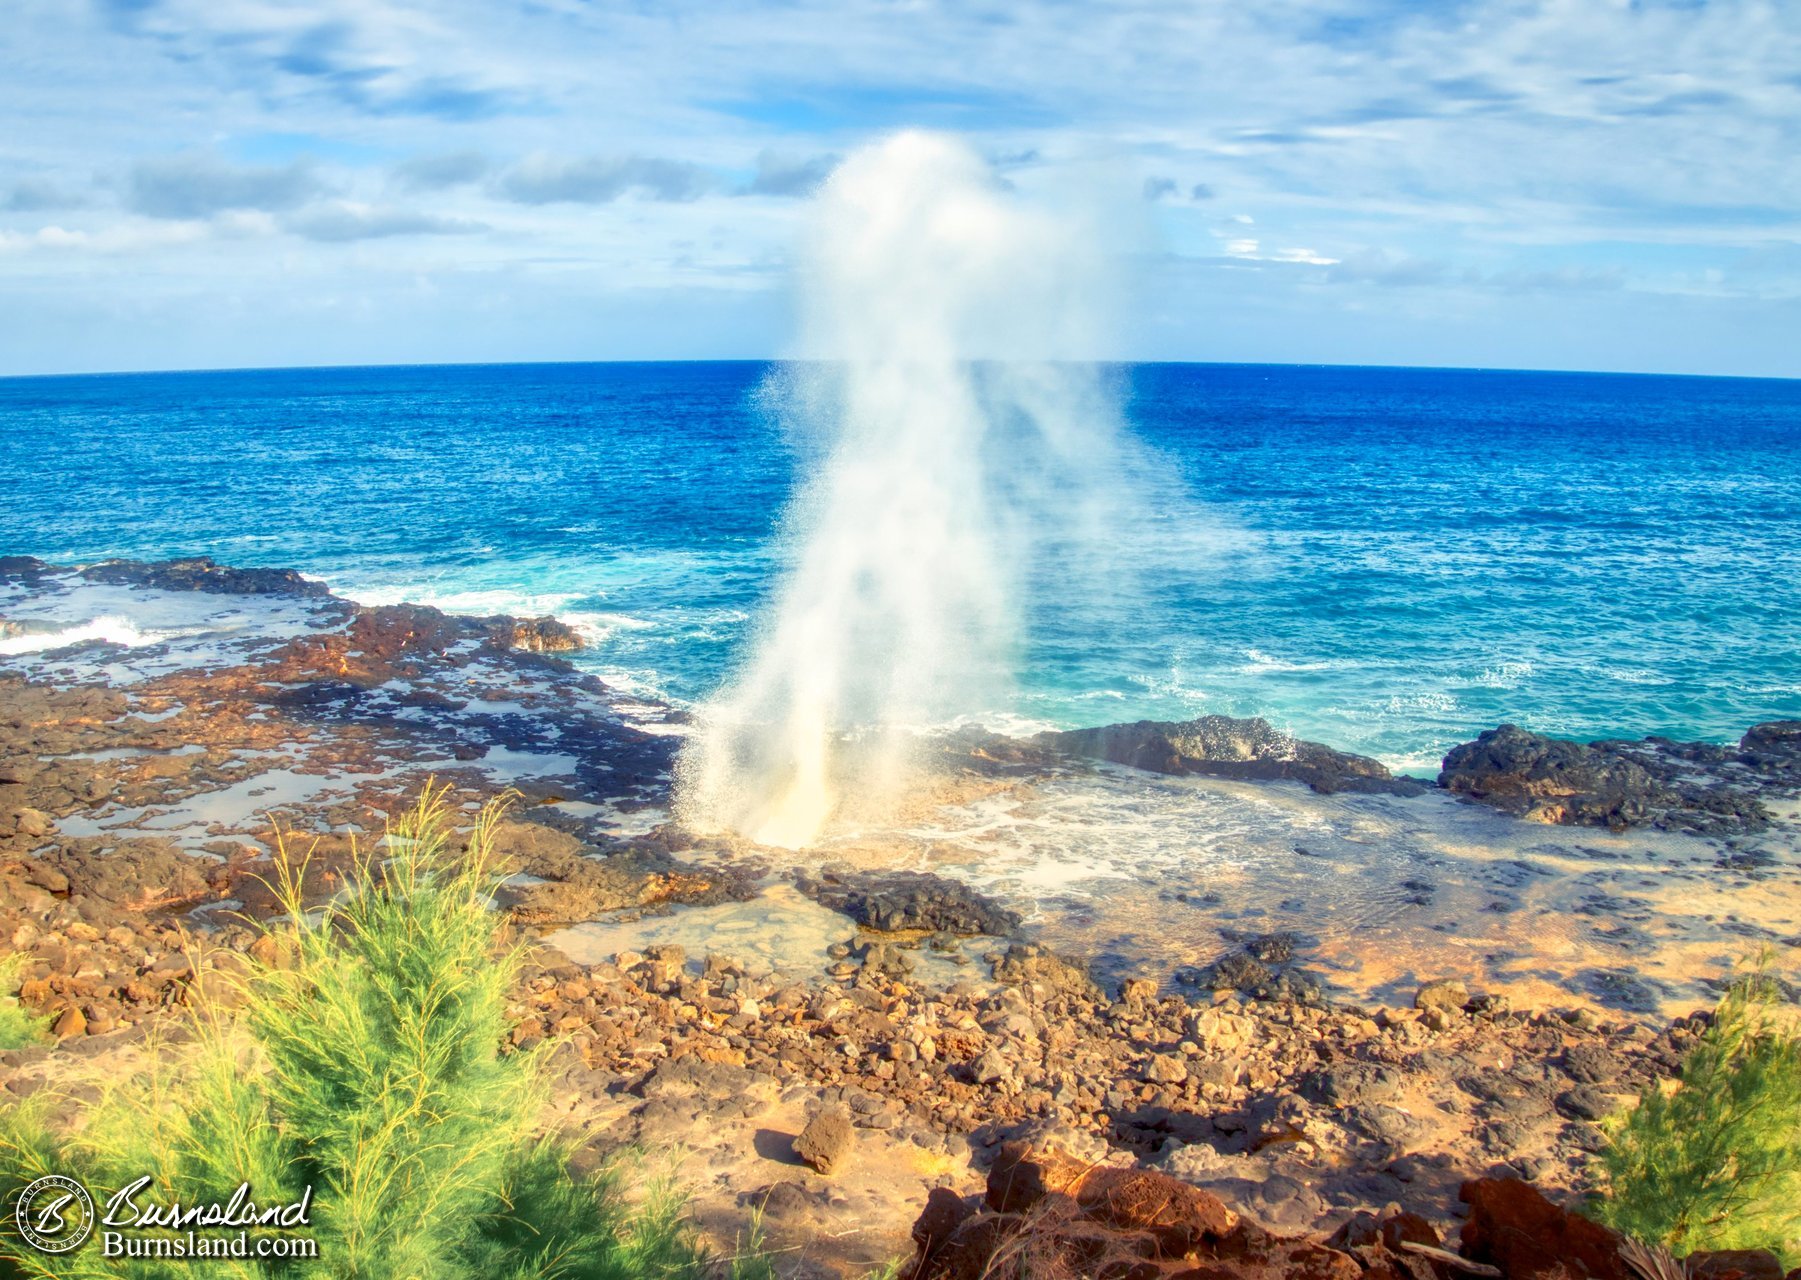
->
[[1034, 715, 1425, 796], [798, 869, 1020, 936], [1440, 723, 1772, 834], [81, 557, 331, 598]]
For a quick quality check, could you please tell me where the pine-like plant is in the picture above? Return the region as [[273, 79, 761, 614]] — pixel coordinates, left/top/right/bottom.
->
[[0, 785, 721, 1279], [1593, 961, 1801, 1265]]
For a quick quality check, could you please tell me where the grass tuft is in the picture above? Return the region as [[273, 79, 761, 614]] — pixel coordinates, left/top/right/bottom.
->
[[0, 784, 733, 1278], [0, 954, 41, 1051]]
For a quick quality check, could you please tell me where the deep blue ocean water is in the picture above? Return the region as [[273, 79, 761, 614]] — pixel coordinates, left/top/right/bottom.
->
[[4, 360, 1799, 769]]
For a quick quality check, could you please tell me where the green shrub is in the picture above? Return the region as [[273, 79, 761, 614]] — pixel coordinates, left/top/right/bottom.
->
[[1593, 963, 1801, 1265], [0, 786, 724, 1278], [0, 955, 40, 1051]]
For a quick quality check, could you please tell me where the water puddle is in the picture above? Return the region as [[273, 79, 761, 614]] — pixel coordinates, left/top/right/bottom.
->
[[548, 883, 994, 988]]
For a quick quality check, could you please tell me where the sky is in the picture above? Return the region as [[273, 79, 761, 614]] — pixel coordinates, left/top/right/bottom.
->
[[1, 0, 1797, 378]]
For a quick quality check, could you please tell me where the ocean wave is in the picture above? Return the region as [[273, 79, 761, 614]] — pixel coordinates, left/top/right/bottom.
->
[[1475, 660, 1536, 689], [561, 610, 658, 645], [338, 584, 583, 619], [1125, 672, 1212, 708], [0, 615, 164, 655], [1596, 666, 1676, 687], [1237, 647, 1345, 675], [1380, 690, 1460, 715]]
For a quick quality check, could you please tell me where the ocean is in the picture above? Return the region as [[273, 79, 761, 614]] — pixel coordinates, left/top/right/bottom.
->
[[4, 360, 1800, 772]]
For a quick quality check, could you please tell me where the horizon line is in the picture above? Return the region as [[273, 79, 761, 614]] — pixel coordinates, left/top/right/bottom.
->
[[2, 356, 1798, 386]]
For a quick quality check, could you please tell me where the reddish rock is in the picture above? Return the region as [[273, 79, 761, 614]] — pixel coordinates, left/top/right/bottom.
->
[[917, 1142, 1369, 1280], [349, 604, 463, 660], [793, 1106, 854, 1174], [1459, 1177, 1632, 1280], [494, 616, 584, 653]]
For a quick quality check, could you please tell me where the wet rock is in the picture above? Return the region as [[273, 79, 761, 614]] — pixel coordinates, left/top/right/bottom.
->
[[990, 943, 1100, 1000], [793, 1106, 854, 1174], [492, 824, 755, 924], [797, 868, 1020, 936], [1440, 724, 1772, 834], [1037, 715, 1424, 796], [490, 615, 585, 654], [347, 604, 468, 660], [1189, 935, 1327, 1004], [1741, 720, 1801, 751], [81, 557, 330, 598], [0, 556, 53, 585]]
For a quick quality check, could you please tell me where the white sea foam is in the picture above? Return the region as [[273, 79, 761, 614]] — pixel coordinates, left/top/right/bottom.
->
[[1237, 647, 1343, 675], [338, 584, 582, 619], [1475, 660, 1536, 688], [0, 615, 163, 655]]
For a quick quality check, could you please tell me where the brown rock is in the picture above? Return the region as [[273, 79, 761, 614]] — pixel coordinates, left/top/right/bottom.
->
[[1459, 1177, 1632, 1280], [985, 1143, 1237, 1252], [793, 1106, 854, 1175], [13, 808, 52, 838], [1144, 1053, 1189, 1085], [1415, 979, 1469, 1013], [922, 1146, 1364, 1280], [52, 1005, 87, 1039], [910, 1186, 975, 1277]]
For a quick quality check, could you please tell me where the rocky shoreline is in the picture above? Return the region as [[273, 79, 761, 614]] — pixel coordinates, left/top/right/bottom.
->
[[4, 555, 1800, 1276]]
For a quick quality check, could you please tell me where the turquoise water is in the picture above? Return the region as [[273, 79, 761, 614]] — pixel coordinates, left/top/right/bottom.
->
[[3, 361, 1799, 769]]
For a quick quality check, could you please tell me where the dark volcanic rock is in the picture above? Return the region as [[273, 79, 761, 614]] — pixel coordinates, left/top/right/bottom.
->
[[1036, 715, 1424, 796], [1440, 725, 1663, 830], [1182, 933, 1327, 1004], [0, 556, 53, 585], [81, 557, 330, 598], [797, 868, 1020, 936], [1440, 723, 1774, 834]]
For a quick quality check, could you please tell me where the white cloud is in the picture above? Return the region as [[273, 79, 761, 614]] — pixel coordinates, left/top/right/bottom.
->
[[1, 0, 1798, 373]]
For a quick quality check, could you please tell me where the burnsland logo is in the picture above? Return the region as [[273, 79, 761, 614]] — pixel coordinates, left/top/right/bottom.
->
[[13, 1175, 96, 1254], [10, 1175, 317, 1260]]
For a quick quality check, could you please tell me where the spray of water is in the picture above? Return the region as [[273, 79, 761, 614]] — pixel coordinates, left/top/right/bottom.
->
[[674, 131, 1159, 848]]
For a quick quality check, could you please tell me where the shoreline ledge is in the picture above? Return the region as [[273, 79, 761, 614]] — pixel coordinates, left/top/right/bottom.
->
[[3, 554, 1799, 1273], [6, 553, 1798, 835]]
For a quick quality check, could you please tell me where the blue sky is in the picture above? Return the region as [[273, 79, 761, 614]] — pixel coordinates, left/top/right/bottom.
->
[[2, 0, 1797, 377]]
